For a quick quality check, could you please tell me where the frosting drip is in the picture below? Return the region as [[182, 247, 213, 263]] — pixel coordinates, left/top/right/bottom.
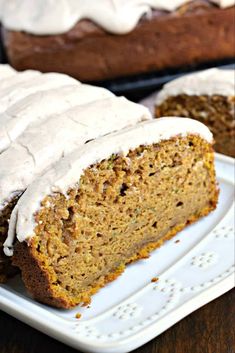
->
[[211, 0, 235, 6], [0, 96, 151, 212], [0, 65, 151, 216], [155, 68, 235, 106], [0, 64, 16, 79], [4, 117, 213, 255], [0, 72, 78, 114], [0, 84, 114, 153], [0, 0, 234, 36]]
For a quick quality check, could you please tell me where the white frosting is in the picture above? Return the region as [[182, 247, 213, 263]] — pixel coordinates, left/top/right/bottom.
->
[[155, 68, 235, 106], [0, 0, 234, 36], [0, 70, 41, 91], [0, 84, 114, 153], [0, 64, 16, 79], [4, 117, 213, 255], [211, 0, 235, 7], [0, 0, 4, 14], [0, 72, 79, 114], [0, 96, 151, 213]]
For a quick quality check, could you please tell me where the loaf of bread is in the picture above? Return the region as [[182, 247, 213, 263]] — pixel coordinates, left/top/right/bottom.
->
[[4, 118, 218, 308], [155, 68, 235, 157], [0, 64, 151, 282], [0, 0, 234, 81]]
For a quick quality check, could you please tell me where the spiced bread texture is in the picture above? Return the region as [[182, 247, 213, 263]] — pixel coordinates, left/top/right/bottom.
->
[[0, 64, 151, 282], [4, 118, 218, 308], [155, 68, 235, 157]]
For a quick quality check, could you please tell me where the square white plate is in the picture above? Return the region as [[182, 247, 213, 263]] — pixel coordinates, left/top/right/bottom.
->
[[0, 153, 234, 353]]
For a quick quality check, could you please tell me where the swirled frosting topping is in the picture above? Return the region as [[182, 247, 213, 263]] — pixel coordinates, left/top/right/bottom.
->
[[4, 117, 212, 255], [0, 0, 234, 36], [155, 68, 235, 106]]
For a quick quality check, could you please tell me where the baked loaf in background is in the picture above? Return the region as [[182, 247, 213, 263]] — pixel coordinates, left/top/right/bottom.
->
[[155, 68, 235, 157], [4, 118, 218, 308], [0, 0, 234, 81], [0, 64, 151, 283]]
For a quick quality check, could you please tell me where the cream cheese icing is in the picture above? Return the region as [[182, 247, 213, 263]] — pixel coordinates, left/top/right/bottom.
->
[[4, 117, 213, 255], [0, 72, 79, 114], [0, 0, 4, 14], [155, 68, 235, 106], [0, 84, 113, 153], [0, 0, 234, 36], [0, 64, 16, 79], [211, 0, 235, 7], [0, 70, 41, 91], [0, 96, 151, 213]]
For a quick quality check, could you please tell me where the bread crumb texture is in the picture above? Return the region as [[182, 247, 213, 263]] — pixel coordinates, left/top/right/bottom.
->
[[156, 94, 235, 157], [13, 136, 218, 308], [151, 277, 159, 283]]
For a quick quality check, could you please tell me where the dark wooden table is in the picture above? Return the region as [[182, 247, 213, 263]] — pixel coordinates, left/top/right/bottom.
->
[[0, 289, 234, 353]]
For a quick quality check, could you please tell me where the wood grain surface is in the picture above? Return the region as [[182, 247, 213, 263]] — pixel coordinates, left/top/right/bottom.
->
[[0, 288, 234, 353]]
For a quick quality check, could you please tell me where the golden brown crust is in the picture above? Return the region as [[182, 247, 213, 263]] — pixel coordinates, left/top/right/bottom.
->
[[13, 241, 72, 308], [13, 203, 217, 309], [13, 239, 127, 308], [12, 136, 218, 309]]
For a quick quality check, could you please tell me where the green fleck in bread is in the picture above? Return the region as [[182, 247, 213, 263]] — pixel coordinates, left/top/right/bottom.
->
[[4, 118, 218, 308]]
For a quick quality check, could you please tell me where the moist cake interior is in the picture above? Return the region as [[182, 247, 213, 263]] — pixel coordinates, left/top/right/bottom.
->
[[13, 135, 218, 308], [155, 94, 235, 157]]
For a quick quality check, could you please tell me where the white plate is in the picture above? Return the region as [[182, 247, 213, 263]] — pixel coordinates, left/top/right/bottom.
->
[[0, 153, 234, 353]]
